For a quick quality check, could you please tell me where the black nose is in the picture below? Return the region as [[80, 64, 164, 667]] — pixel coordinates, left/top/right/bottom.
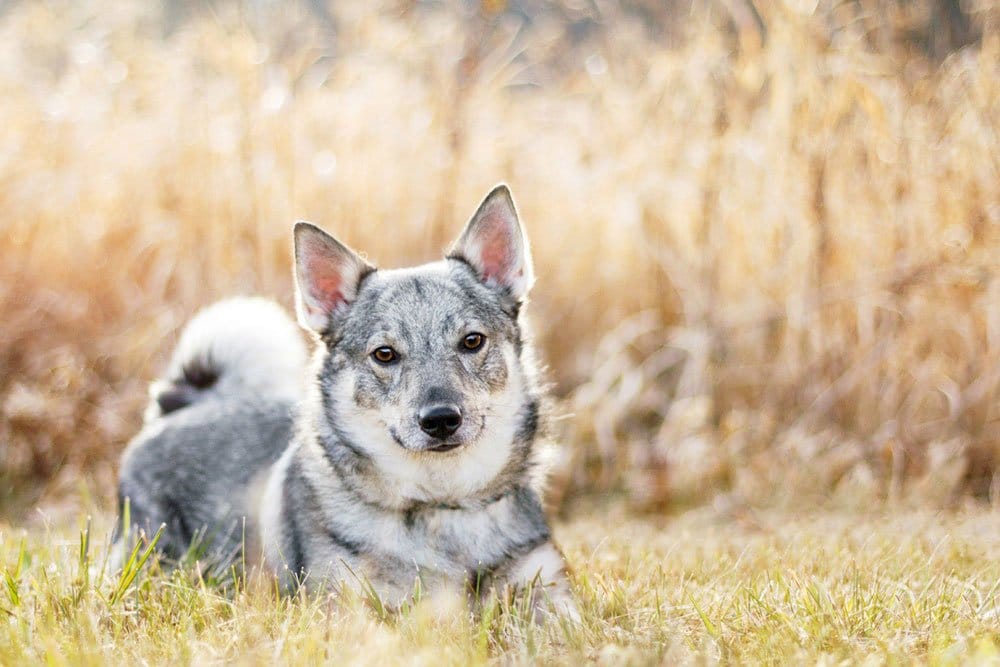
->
[[418, 404, 462, 439]]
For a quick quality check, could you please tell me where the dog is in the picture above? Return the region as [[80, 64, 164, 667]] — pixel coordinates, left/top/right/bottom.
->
[[117, 184, 577, 619]]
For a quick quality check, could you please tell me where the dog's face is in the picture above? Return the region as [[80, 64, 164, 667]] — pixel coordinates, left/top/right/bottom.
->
[[293, 185, 540, 505]]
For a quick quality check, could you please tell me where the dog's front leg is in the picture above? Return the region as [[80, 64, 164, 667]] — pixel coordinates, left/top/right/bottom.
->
[[504, 541, 580, 623]]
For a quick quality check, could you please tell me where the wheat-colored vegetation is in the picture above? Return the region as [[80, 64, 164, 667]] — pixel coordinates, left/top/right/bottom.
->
[[2, 505, 999, 665], [1, 1, 999, 513], [1, 1, 1000, 662]]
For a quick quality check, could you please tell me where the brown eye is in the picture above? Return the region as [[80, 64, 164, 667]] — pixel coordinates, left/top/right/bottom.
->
[[372, 346, 398, 364], [462, 333, 485, 351]]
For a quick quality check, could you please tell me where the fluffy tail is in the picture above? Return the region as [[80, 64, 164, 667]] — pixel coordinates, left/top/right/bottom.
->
[[145, 297, 309, 421]]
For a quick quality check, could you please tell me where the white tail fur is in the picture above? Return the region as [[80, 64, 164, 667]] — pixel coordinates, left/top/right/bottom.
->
[[145, 297, 308, 421]]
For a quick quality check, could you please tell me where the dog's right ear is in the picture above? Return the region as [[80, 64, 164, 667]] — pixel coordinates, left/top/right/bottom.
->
[[293, 222, 374, 334]]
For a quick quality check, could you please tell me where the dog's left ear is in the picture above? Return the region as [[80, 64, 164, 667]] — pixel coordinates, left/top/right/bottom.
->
[[448, 184, 535, 300]]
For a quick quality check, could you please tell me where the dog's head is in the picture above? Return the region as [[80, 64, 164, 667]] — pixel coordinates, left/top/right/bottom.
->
[[293, 185, 542, 507]]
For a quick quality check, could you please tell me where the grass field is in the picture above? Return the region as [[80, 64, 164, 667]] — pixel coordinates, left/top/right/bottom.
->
[[2, 0, 998, 514], [2, 504, 999, 665]]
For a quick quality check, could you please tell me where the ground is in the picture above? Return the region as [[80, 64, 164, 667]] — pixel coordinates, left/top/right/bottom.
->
[[2, 502, 998, 665]]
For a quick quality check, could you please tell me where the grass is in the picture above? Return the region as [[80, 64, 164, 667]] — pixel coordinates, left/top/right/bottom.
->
[[2, 504, 999, 665], [1, 1, 998, 514]]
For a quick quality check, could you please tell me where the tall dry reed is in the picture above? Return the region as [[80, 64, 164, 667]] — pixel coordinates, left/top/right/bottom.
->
[[0, 1, 997, 517]]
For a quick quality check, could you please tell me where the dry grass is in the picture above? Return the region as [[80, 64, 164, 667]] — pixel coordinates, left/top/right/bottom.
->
[[2, 504, 1000, 664], [1, 0, 999, 517]]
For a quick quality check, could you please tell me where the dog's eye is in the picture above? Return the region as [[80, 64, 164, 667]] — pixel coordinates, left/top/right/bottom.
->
[[461, 333, 485, 351], [371, 346, 398, 364]]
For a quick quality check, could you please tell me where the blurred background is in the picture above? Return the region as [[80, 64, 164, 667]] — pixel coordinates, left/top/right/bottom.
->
[[0, 0, 998, 521]]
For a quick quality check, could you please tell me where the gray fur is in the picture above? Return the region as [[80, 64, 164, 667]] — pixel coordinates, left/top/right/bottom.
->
[[118, 399, 295, 563], [117, 185, 576, 618]]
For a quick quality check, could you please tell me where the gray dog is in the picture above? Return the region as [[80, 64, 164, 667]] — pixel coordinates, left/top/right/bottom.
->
[[117, 185, 577, 618]]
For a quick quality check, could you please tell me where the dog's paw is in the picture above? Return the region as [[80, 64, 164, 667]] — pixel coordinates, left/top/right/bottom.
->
[[532, 588, 582, 625]]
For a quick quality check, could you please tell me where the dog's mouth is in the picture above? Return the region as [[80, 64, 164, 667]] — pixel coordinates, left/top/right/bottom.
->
[[389, 417, 484, 454], [425, 441, 462, 453]]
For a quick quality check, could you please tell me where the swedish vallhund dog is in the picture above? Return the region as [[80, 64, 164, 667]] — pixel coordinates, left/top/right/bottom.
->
[[117, 185, 577, 619]]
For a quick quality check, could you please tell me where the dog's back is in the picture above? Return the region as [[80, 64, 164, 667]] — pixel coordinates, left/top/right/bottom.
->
[[117, 297, 306, 563]]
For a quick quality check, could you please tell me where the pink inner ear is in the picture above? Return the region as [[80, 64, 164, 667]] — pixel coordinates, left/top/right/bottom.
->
[[306, 256, 345, 312], [477, 216, 515, 281]]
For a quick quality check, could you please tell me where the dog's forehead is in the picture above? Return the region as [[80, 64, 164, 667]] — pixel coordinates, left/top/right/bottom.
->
[[347, 260, 506, 336]]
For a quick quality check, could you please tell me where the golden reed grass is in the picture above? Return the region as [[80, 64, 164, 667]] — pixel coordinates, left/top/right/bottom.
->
[[0, 1, 997, 516]]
